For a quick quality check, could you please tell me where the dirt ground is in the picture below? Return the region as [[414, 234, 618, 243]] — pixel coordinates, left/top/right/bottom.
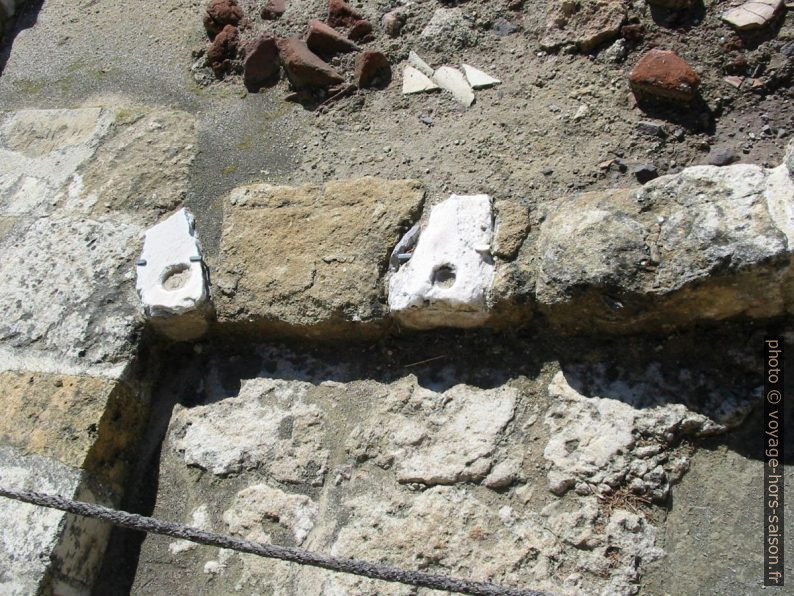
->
[[189, 0, 794, 248]]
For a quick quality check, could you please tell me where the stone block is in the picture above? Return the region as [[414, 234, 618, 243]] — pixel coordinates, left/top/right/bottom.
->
[[0, 371, 146, 494], [213, 177, 425, 337]]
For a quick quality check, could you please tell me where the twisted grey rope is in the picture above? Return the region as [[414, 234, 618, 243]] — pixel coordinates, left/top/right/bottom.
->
[[0, 486, 550, 596]]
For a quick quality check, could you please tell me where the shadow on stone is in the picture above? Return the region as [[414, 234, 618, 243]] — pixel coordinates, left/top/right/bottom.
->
[[649, 0, 706, 30], [634, 95, 716, 134], [733, 14, 788, 51]]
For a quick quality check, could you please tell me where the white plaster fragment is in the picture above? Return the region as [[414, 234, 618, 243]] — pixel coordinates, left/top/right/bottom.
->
[[461, 64, 501, 89], [402, 65, 440, 95], [135, 208, 207, 317], [408, 50, 434, 78], [388, 194, 495, 328], [432, 66, 475, 107]]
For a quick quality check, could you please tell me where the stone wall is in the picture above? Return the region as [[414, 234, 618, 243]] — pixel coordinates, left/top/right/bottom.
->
[[0, 105, 195, 594], [0, 104, 791, 595]]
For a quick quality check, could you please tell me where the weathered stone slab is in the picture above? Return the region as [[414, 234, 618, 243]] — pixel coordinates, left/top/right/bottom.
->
[[75, 108, 196, 221], [541, 0, 626, 52], [534, 153, 794, 332], [0, 371, 145, 494], [348, 380, 518, 485], [0, 446, 114, 596], [0, 214, 143, 377], [0, 107, 195, 223], [0, 108, 113, 217], [213, 177, 425, 337]]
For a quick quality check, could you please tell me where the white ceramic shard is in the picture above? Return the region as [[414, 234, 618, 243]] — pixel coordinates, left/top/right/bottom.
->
[[461, 64, 501, 89], [402, 65, 440, 94], [388, 194, 495, 328], [722, 0, 783, 30], [408, 50, 435, 78], [433, 66, 475, 107], [136, 208, 207, 318]]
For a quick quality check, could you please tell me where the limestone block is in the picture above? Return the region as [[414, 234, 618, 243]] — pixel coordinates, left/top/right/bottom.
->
[[213, 177, 425, 338], [0, 107, 195, 222], [388, 194, 495, 328], [0, 215, 142, 378], [534, 146, 794, 332], [0, 371, 146, 494], [0, 447, 113, 596]]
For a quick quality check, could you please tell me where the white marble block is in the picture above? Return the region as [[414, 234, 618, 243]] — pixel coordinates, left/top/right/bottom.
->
[[388, 194, 495, 328], [136, 208, 209, 337]]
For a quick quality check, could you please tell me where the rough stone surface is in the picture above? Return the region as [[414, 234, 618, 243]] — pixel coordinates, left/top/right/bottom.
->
[[0, 446, 114, 596], [544, 368, 753, 499], [213, 178, 424, 337], [388, 194, 494, 329], [0, 107, 113, 217], [354, 50, 390, 89], [0, 215, 142, 377], [0, 106, 195, 375], [224, 483, 318, 545], [243, 34, 280, 91], [629, 49, 701, 103], [541, 0, 626, 52], [420, 8, 476, 52], [74, 108, 195, 220], [169, 376, 329, 483], [348, 379, 518, 485], [0, 371, 145, 494], [203, 0, 242, 38], [128, 341, 755, 596], [306, 19, 359, 57], [534, 154, 794, 332], [276, 38, 344, 89]]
